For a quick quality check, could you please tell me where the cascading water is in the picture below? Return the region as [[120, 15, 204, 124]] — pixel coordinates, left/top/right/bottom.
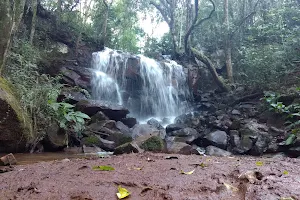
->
[[92, 47, 190, 123]]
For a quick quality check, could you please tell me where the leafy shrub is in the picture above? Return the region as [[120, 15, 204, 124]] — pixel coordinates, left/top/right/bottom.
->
[[49, 102, 90, 134], [264, 91, 300, 145], [4, 39, 62, 135]]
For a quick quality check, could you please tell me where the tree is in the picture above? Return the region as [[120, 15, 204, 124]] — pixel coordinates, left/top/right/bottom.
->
[[224, 0, 233, 83], [0, 0, 26, 75], [29, 0, 38, 44]]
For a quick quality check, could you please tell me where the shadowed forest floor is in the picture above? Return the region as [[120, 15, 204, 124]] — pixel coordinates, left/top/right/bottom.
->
[[0, 153, 299, 200]]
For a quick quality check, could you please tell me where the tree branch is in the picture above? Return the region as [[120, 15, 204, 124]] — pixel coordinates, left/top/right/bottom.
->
[[184, 0, 215, 54], [230, 0, 261, 39]]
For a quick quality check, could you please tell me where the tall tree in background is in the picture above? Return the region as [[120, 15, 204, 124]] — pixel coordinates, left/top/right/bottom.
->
[[29, 0, 38, 44], [0, 0, 26, 75], [224, 0, 233, 83]]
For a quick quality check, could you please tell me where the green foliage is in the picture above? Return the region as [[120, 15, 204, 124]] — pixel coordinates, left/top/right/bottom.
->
[[49, 102, 90, 134], [264, 91, 300, 144], [4, 39, 62, 134]]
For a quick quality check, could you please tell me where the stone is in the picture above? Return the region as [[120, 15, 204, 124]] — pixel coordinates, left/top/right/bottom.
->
[[249, 134, 271, 156], [229, 130, 240, 148], [230, 119, 241, 130], [113, 142, 143, 155], [120, 117, 137, 128], [165, 136, 196, 144], [204, 130, 228, 149], [76, 99, 129, 121], [167, 142, 193, 155], [231, 109, 241, 115], [42, 123, 68, 151], [167, 128, 198, 137], [98, 137, 116, 151], [60, 66, 93, 90], [0, 154, 17, 166], [140, 136, 166, 152], [116, 121, 131, 136], [90, 111, 109, 123], [205, 146, 232, 157], [166, 123, 186, 133], [131, 124, 165, 139], [147, 118, 164, 130], [57, 88, 88, 105], [82, 135, 102, 147], [287, 147, 300, 157], [0, 78, 32, 153]]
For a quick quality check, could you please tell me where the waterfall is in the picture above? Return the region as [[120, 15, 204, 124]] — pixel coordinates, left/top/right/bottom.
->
[[92, 47, 190, 123]]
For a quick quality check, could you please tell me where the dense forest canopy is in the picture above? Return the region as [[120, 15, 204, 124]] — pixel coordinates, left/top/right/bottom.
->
[[35, 0, 300, 84]]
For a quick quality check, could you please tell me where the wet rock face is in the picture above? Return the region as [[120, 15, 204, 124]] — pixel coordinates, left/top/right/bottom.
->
[[0, 79, 32, 153], [76, 99, 129, 121]]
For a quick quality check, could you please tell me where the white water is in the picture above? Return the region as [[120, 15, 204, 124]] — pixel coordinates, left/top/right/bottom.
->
[[92, 48, 190, 122]]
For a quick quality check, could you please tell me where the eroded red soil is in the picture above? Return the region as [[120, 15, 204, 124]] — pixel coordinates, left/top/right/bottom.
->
[[0, 153, 299, 200]]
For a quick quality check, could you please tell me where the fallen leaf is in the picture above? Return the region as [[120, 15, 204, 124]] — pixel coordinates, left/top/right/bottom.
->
[[180, 169, 195, 175], [280, 197, 294, 200], [255, 161, 264, 166], [283, 170, 289, 175], [199, 163, 208, 168], [133, 167, 143, 170], [223, 183, 239, 192], [92, 165, 115, 171], [116, 186, 131, 199]]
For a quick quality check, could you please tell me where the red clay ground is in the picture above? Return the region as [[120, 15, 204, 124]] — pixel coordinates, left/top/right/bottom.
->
[[0, 153, 299, 200]]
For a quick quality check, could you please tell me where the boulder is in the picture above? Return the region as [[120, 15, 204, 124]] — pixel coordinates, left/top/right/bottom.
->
[[167, 128, 198, 137], [89, 111, 109, 123], [167, 142, 193, 155], [131, 124, 165, 139], [140, 136, 166, 152], [287, 147, 300, 157], [42, 123, 68, 151], [166, 123, 186, 133], [204, 130, 228, 150], [60, 65, 93, 90], [0, 78, 33, 153], [238, 120, 271, 155], [205, 146, 232, 157], [76, 99, 129, 121], [116, 121, 131, 136], [113, 142, 143, 155], [147, 118, 164, 130], [120, 117, 137, 128], [57, 88, 88, 104], [0, 154, 17, 166]]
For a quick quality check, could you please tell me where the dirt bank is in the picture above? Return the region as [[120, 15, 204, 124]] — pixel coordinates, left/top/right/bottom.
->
[[0, 153, 299, 200]]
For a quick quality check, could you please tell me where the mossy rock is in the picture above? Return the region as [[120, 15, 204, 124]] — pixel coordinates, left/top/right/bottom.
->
[[113, 142, 141, 155], [0, 77, 33, 153], [82, 135, 101, 147], [140, 136, 166, 152]]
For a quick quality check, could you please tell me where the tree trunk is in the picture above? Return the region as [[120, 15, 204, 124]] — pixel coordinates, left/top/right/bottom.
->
[[29, 0, 38, 44], [56, 0, 62, 18], [224, 0, 233, 83], [0, 0, 25, 75], [191, 48, 229, 92]]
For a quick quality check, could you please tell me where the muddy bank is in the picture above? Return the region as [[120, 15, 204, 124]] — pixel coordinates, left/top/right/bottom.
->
[[0, 153, 299, 200]]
